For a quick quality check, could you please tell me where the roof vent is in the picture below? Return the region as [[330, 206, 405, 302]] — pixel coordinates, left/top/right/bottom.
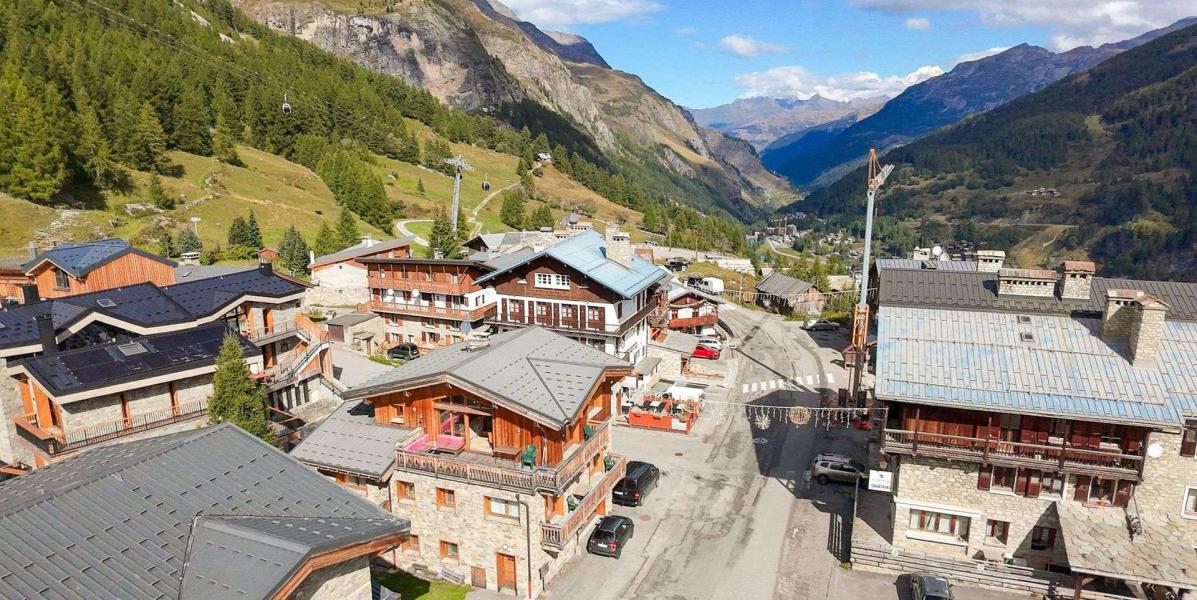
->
[[1019, 332, 1035, 343], [117, 341, 148, 356], [96, 298, 116, 308], [1018, 315, 1032, 325]]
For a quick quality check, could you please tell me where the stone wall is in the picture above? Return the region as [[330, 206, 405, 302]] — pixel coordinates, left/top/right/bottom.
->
[[0, 359, 25, 465], [58, 375, 215, 431], [1102, 299, 1136, 338], [1128, 303, 1166, 366], [1059, 273, 1092, 300], [997, 278, 1056, 298], [289, 555, 372, 600], [310, 263, 370, 307], [1132, 429, 1197, 519]]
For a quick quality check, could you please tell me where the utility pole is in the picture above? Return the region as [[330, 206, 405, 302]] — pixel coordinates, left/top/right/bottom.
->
[[444, 154, 474, 235], [849, 149, 893, 405]]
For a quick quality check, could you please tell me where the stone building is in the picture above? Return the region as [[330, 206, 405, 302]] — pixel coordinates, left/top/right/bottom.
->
[[309, 235, 414, 307], [873, 259, 1197, 597], [361, 257, 498, 350], [291, 327, 632, 597]]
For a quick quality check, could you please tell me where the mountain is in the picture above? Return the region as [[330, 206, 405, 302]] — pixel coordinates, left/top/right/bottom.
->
[[799, 21, 1197, 281], [766, 16, 1197, 190], [237, 0, 796, 218], [691, 95, 885, 150]]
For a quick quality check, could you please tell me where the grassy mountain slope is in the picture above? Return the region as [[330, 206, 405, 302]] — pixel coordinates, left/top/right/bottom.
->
[[797, 23, 1197, 281]]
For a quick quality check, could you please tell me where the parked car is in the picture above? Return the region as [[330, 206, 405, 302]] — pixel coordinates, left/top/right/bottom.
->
[[802, 319, 840, 331], [587, 515, 635, 558], [696, 277, 724, 295], [909, 573, 954, 600], [387, 343, 420, 361], [811, 453, 867, 485], [697, 337, 722, 351], [692, 344, 720, 360], [612, 461, 659, 506], [685, 275, 704, 287]]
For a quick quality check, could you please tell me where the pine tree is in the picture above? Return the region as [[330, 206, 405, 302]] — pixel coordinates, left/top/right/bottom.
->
[[131, 102, 170, 174], [171, 86, 212, 155], [416, 178, 425, 195], [246, 210, 263, 249], [178, 227, 202, 253], [456, 207, 470, 241], [427, 210, 461, 259], [277, 226, 310, 275], [159, 231, 174, 258], [148, 173, 173, 209], [0, 77, 67, 202], [208, 332, 274, 442], [227, 216, 250, 247], [75, 104, 127, 190], [499, 190, 526, 229], [313, 222, 340, 257], [335, 206, 360, 248], [528, 205, 553, 230], [212, 114, 240, 165]]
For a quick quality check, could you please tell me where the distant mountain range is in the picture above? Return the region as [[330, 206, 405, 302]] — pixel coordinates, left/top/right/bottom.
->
[[762, 16, 1197, 190], [690, 95, 885, 150]]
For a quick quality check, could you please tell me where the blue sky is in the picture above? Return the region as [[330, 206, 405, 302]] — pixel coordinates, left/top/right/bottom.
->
[[499, 0, 1197, 108]]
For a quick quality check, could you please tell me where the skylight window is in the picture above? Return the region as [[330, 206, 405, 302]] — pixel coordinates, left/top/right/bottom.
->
[[1019, 332, 1035, 343], [96, 298, 116, 308], [117, 342, 148, 356], [1018, 315, 1032, 325]]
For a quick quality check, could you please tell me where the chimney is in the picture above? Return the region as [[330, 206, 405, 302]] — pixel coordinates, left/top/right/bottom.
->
[[605, 227, 633, 269], [433, 249, 445, 260], [19, 284, 39, 305], [361, 234, 374, 248], [997, 267, 1056, 297], [27, 241, 39, 261], [1104, 289, 1169, 366], [258, 261, 273, 275], [976, 250, 1005, 273], [35, 313, 56, 356], [1057, 260, 1095, 300], [309, 250, 315, 267]]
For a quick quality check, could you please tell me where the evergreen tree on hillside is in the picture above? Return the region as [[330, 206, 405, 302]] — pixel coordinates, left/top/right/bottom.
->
[[335, 207, 360, 248], [313, 222, 340, 257], [456, 207, 470, 241], [0, 76, 67, 203], [427, 210, 461, 259], [246, 211, 263, 249], [131, 102, 170, 174], [416, 178, 425, 195], [528, 205, 553, 230], [208, 333, 273, 442], [76, 104, 127, 190], [212, 114, 240, 165], [277, 226, 310, 275], [171, 86, 212, 155], [148, 173, 173, 209], [178, 227, 202, 253], [227, 216, 251, 247], [159, 231, 174, 258], [499, 190, 526, 229]]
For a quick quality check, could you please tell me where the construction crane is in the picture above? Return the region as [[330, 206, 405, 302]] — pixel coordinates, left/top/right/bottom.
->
[[848, 149, 894, 405], [444, 154, 474, 235]]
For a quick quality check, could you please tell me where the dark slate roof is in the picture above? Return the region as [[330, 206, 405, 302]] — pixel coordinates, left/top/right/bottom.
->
[[175, 263, 256, 281], [474, 230, 667, 298], [160, 266, 308, 315], [290, 401, 420, 479], [0, 424, 408, 600], [17, 323, 252, 400], [0, 257, 24, 272], [311, 236, 415, 267], [22, 239, 175, 277], [755, 272, 814, 296], [345, 327, 630, 427], [874, 258, 978, 272], [878, 269, 1197, 321]]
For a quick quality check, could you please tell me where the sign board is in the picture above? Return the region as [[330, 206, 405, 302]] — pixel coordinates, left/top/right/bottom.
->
[[868, 470, 893, 493]]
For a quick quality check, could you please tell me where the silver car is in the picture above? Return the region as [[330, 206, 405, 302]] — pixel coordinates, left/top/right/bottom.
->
[[811, 454, 867, 485]]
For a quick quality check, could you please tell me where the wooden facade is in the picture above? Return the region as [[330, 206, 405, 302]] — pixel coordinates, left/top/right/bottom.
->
[[0, 265, 29, 301], [29, 252, 175, 299], [490, 255, 623, 306]]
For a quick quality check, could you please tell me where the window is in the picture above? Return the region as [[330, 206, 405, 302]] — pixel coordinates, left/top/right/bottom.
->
[[1089, 477, 1117, 504], [54, 268, 70, 290], [436, 487, 456, 509], [908, 510, 969, 540], [535, 302, 548, 317], [586, 307, 602, 322], [1184, 488, 1197, 518], [534, 273, 570, 290], [1030, 526, 1056, 551], [561, 305, 574, 318], [402, 534, 420, 555], [991, 466, 1016, 492], [439, 540, 459, 560], [117, 342, 148, 356], [95, 298, 116, 308], [486, 497, 520, 519], [1041, 472, 1065, 497], [396, 480, 414, 501], [985, 520, 1009, 545]]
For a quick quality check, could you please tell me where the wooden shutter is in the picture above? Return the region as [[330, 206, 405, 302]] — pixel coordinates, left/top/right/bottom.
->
[[1073, 475, 1090, 502], [1015, 470, 1029, 496], [977, 467, 992, 491], [1025, 470, 1042, 498], [1070, 423, 1092, 449], [1113, 481, 1134, 508], [1123, 428, 1145, 453], [1182, 427, 1197, 458]]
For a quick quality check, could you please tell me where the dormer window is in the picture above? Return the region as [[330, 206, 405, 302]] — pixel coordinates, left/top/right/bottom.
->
[[534, 273, 570, 290]]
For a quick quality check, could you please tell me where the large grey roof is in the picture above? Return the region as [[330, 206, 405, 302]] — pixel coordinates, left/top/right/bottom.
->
[[290, 400, 420, 479], [0, 424, 407, 600], [22, 238, 176, 278], [311, 236, 415, 267], [650, 329, 700, 354], [875, 306, 1197, 426], [755, 272, 814, 296], [327, 312, 381, 327], [345, 327, 630, 426], [874, 258, 979, 272], [175, 263, 255, 281]]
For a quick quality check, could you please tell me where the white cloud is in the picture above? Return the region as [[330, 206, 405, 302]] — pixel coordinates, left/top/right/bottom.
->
[[718, 35, 792, 58], [500, 0, 663, 28], [953, 45, 1010, 64], [905, 16, 932, 29], [850, 0, 1196, 49], [674, 26, 696, 37], [733, 64, 944, 101]]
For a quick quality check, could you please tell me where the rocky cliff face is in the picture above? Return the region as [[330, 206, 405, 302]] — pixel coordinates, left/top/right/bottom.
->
[[235, 0, 793, 215]]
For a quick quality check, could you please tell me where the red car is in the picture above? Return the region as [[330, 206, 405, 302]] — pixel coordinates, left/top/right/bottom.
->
[[692, 344, 720, 360]]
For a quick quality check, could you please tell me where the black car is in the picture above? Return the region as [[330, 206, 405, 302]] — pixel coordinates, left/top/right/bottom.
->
[[612, 461, 659, 506], [387, 343, 420, 361], [587, 515, 634, 558], [909, 573, 954, 600]]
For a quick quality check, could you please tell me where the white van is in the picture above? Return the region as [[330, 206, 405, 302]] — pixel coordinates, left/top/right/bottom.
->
[[697, 277, 724, 295]]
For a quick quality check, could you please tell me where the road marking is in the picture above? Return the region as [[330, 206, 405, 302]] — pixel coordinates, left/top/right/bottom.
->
[[741, 383, 749, 393], [767, 380, 776, 390], [750, 382, 758, 392]]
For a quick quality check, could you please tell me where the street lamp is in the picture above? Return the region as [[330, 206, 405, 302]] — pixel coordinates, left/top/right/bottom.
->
[[189, 216, 201, 236]]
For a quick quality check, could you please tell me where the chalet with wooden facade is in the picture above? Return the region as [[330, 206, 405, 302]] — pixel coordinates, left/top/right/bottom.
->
[[291, 327, 632, 597], [754, 272, 824, 315], [653, 280, 720, 334], [874, 260, 1197, 597], [21, 239, 176, 299], [0, 262, 336, 469], [359, 257, 497, 349], [476, 229, 668, 364], [309, 235, 414, 307]]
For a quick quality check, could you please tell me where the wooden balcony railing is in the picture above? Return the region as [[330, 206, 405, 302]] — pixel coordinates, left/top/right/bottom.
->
[[362, 300, 495, 322], [14, 398, 209, 457], [881, 429, 1144, 480], [669, 313, 718, 329], [395, 420, 612, 494], [493, 301, 657, 337], [541, 454, 627, 549], [368, 275, 477, 296]]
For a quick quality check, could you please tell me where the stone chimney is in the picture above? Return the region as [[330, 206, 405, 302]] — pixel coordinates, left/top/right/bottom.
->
[[976, 250, 1005, 273], [1057, 260, 1095, 300], [27, 241, 39, 261], [605, 227, 633, 269], [433, 249, 445, 260], [1103, 289, 1169, 366], [997, 268, 1056, 297], [361, 234, 374, 248]]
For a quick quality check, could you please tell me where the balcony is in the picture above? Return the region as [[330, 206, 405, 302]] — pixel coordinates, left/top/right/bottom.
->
[[363, 300, 495, 322], [243, 313, 323, 345], [368, 275, 477, 296], [14, 399, 209, 457], [493, 301, 657, 338], [540, 454, 627, 550], [394, 420, 612, 494], [881, 429, 1144, 481], [669, 313, 718, 329]]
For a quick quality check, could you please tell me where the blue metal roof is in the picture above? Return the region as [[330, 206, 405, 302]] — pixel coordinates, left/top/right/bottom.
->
[[22, 239, 175, 277], [474, 230, 667, 298], [875, 306, 1197, 426]]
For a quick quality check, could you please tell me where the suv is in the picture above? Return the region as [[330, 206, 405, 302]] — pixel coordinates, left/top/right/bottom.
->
[[612, 461, 659, 506], [811, 453, 867, 485], [802, 319, 839, 331], [587, 515, 634, 558], [387, 343, 420, 361], [697, 337, 722, 351], [910, 573, 954, 600]]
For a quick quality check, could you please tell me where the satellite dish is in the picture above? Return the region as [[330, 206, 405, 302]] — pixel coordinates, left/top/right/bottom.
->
[[931, 245, 943, 257], [460, 321, 473, 335], [1147, 442, 1164, 459], [411, 289, 420, 298]]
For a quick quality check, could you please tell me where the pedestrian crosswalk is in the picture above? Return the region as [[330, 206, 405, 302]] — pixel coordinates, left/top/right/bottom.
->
[[740, 372, 839, 394]]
